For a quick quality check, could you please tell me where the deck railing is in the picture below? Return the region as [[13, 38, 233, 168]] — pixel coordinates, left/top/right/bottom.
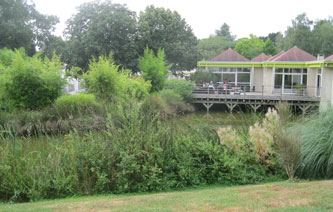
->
[[193, 84, 321, 99]]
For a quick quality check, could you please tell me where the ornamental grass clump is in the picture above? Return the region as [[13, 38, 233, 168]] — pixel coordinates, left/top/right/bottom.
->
[[290, 107, 333, 179]]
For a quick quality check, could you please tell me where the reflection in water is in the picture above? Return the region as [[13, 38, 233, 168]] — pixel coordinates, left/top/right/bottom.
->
[[180, 111, 262, 128]]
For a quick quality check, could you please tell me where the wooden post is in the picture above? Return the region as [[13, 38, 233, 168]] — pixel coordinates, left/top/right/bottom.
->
[[203, 103, 213, 112], [262, 85, 264, 102], [226, 103, 237, 113], [250, 104, 261, 113]]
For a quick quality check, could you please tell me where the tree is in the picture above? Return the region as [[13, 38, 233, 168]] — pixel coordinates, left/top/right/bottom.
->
[[198, 36, 236, 60], [137, 5, 200, 71], [64, 0, 138, 72], [277, 13, 314, 54], [215, 23, 235, 41], [263, 38, 277, 56], [235, 35, 265, 59], [312, 19, 333, 57], [259, 32, 281, 44], [40, 35, 67, 60], [139, 48, 169, 92], [0, 0, 59, 56]]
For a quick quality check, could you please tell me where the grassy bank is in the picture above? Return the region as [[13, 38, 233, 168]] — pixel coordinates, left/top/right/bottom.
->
[[1, 180, 332, 212]]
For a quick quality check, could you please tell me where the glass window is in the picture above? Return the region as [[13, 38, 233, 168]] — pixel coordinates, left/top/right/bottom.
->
[[302, 75, 307, 85], [274, 74, 282, 88], [275, 68, 283, 73], [237, 73, 250, 83], [292, 75, 302, 86], [292, 68, 301, 73], [303, 69, 307, 74], [243, 68, 251, 72]]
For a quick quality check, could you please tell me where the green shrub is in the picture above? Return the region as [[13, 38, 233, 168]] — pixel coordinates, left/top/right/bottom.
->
[[164, 79, 195, 102], [83, 55, 126, 100], [159, 89, 193, 114], [84, 55, 151, 101], [139, 48, 169, 92], [125, 77, 151, 101], [55, 93, 102, 117], [3, 51, 65, 110]]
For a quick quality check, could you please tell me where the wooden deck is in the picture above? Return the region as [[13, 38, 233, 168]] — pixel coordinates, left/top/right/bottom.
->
[[192, 92, 320, 113]]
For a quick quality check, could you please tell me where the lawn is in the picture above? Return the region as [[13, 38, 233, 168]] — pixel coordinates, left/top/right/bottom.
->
[[0, 180, 332, 212]]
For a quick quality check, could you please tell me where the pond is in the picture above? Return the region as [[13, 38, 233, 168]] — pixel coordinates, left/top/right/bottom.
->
[[179, 111, 263, 129]]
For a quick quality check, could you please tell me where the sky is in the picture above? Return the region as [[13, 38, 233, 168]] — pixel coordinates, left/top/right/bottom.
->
[[33, 0, 333, 39]]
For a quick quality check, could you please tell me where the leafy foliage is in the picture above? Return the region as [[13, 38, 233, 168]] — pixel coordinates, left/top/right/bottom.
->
[[276, 13, 333, 57], [64, 1, 138, 71], [0, 0, 59, 56], [235, 34, 265, 59], [3, 50, 65, 110], [164, 79, 195, 102], [139, 48, 169, 92], [198, 36, 236, 60], [263, 38, 277, 56], [83, 55, 126, 100], [0, 100, 281, 202], [138, 5, 200, 70], [84, 55, 151, 101]]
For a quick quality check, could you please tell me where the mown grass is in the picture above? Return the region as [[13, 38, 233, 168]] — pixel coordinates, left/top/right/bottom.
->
[[0, 180, 332, 212]]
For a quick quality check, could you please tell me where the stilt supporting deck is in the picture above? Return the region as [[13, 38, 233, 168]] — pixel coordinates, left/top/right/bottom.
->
[[226, 103, 237, 113], [299, 105, 311, 115], [249, 104, 261, 113], [203, 103, 213, 112]]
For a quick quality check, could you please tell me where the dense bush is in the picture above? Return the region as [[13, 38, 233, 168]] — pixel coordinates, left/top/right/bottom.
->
[[0, 48, 27, 111], [0, 100, 281, 202], [289, 108, 333, 179], [83, 56, 126, 100], [164, 79, 195, 102], [84, 55, 151, 101], [2, 51, 65, 110], [139, 48, 169, 92], [55, 93, 102, 118], [159, 89, 194, 114]]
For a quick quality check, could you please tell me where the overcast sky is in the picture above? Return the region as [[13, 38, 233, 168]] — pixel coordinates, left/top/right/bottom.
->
[[34, 0, 333, 39]]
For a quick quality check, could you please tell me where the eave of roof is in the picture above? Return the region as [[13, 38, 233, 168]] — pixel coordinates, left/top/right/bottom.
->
[[197, 61, 333, 68]]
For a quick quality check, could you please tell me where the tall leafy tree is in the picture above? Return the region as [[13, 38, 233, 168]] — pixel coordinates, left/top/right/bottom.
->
[[277, 13, 314, 54], [312, 19, 333, 57], [139, 48, 169, 92], [198, 36, 236, 60], [263, 38, 277, 56], [235, 34, 265, 59], [0, 0, 59, 56], [215, 23, 235, 41], [137, 5, 200, 71], [64, 0, 138, 72]]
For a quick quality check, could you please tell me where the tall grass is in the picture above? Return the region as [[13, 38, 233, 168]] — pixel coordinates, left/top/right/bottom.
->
[[289, 108, 333, 179]]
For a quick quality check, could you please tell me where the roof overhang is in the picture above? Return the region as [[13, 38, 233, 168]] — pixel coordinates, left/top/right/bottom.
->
[[198, 61, 333, 69]]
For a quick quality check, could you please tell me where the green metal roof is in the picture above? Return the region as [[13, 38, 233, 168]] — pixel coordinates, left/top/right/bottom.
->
[[197, 61, 333, 68]]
